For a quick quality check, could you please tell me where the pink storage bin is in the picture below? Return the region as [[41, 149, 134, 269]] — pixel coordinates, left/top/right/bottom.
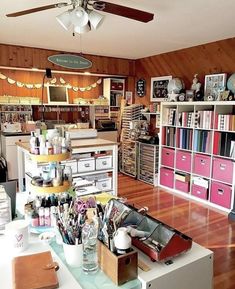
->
[[161, 148, 175, 168], [212, 157, 234, 184], [175, 180, 190, 193], [160, 167, 174, 188], [210, 181, 232, 209], [191, 184, 208, 200], [176, 150, 192, 173], [193, 154, 211, 178]]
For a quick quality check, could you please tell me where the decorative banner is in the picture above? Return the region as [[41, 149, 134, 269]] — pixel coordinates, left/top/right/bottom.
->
[[0, 71, 102, 92], [48, 54, 92, 70]]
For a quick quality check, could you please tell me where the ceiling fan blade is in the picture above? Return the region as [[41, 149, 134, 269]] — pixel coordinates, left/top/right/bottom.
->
[[6, 3, 69, 17], [93, 1, 154, 23]]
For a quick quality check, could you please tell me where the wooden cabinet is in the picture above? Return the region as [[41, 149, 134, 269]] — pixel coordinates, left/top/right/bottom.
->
[[1, 134, 30, 180]]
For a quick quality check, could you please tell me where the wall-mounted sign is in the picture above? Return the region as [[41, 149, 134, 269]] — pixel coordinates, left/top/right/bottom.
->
[[48, 54, 92, 69], [136, 78, 146, 97]]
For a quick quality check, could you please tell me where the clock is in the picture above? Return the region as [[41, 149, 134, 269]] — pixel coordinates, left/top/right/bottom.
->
[[136, 79, 146, 97]]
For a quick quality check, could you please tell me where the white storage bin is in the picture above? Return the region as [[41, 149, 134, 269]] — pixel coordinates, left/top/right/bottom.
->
[[77, 157, 95, 173], [96, 177, 112, 191], [62, 159, 78, 174], [95, 155, 112, 170]]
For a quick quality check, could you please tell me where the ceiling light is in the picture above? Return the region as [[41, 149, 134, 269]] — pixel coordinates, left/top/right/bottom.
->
[[71, 7, 89, 27], [74, 23, 91, 34], [88, 10, 104, 30], [56, 10, 72, 30]]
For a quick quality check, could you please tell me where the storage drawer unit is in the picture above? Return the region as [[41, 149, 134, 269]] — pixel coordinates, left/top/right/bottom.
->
[[77, 157, 95, 173], [175, 180, 190, 193], [62, 159, 78, 174], [193, 154, 211, 178], [160, 167, 174, 188], [96, 177, 112, 191], [212, 157, 234, 184], [191, 184, 208, 200], [161, 148, 175, 168], [210, 181, 232, 209], [96, 155, 112, 170], [176, 150, 192, 173]]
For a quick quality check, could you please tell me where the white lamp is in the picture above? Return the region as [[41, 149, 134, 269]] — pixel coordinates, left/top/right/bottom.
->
[[74, 22, 91, 34], [71, 7, 89, 27], [88, 10, 104, 30], [56, 10, 72, 30]]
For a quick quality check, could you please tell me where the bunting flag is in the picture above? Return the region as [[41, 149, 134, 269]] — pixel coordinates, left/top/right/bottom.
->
[[0, 71, 103, 92]]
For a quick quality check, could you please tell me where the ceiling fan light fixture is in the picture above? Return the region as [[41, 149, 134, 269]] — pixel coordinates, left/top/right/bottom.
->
[[56, 10, 72, 30], [88, 10, 104, 30], [74, 22, 91, 34], [71, 7, 89, 27]]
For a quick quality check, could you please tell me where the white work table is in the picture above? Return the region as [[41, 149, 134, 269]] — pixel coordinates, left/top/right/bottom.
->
[[16, 138, 118, 196], [0, 193, 213, 289]]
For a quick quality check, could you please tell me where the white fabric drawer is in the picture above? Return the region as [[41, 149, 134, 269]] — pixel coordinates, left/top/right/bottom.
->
[[77, 157, 95, 173], [95, 156, 112, 170], [96, 177, 112, 191]]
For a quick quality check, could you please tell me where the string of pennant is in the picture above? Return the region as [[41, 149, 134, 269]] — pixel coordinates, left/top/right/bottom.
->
[[0, 72, 102, 92]]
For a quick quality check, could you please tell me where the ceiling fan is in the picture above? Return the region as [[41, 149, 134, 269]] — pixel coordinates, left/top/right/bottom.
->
[[6, 0, 154, 34]]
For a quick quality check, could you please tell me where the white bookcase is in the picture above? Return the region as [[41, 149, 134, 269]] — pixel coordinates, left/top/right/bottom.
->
[[159, 101, 235, 213]]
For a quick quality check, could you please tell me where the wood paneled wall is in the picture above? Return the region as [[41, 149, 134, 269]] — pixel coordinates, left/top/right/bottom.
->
[[0, 68, 103, 102], [134, 37, 235, 106], [0, 43, 135, 76]]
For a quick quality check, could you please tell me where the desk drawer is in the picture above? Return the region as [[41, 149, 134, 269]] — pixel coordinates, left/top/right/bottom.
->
[[210, 181, 232, 209], [77, 158, 95, 173], [191, 184, 208, 200], [160, 167, 174, 188], [96, 177, 112, 191], [96, 156, 112, 170], [176, 150, 192, 172], [212, 157, 234, 184], [193, 154, 211, 177], [161, 148, 175, 168]]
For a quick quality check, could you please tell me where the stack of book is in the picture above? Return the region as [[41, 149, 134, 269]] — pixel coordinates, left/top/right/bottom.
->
[[213, 131, 235, 158], [193, 130, 212, 153], [178, 111, 194, 127], [177, 128, 193, 150], [166, 108, 177, 126], [194, 110, 214, 129], [215, 114, 235, 131], [164, 127, 176, 147]]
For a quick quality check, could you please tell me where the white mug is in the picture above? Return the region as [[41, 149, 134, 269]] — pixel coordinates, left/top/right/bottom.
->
[[5, 220, 29, 253], [63, 242, 83, 268]]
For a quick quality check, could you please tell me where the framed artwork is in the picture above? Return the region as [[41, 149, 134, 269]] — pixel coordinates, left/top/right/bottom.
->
[[204, 73, 227, 101], [150, 76, 172, 102]]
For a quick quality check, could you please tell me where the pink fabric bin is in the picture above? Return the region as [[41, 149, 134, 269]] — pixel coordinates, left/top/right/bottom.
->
[[160, 167, 174, 188], [212, 157, 234, 184], [176, 150, 192, 173], [193, 154, 211, 178], [210, 181, 232, 209], [175, 180, 190, 193], [161, 148, 175, 168], [191, 184, 208, 200]]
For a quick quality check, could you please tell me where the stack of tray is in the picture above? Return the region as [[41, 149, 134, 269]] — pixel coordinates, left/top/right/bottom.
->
[[121, 105, 143, 177]]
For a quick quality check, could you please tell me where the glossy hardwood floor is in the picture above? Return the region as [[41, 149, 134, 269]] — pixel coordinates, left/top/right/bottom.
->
[[118, 174, 235, 289]]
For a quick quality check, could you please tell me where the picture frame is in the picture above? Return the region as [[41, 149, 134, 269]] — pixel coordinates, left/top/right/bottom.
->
[[150, 76, 172, 102], [204, 73, 227, 101], [47, 85, 69, 105]]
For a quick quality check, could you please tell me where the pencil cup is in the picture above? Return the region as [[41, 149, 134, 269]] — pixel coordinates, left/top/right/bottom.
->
[[63, 242, 83, 268]]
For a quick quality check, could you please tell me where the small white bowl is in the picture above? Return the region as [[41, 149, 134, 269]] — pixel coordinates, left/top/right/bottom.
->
[[39, 231, 55, 245]]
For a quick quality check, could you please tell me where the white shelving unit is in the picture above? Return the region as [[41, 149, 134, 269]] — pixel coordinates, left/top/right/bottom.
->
[[159, 101, 235, 213], [17, 138, 118, 196]]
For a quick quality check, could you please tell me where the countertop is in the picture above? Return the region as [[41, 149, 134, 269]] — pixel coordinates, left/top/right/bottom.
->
[[0, 131, 31, 137]]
